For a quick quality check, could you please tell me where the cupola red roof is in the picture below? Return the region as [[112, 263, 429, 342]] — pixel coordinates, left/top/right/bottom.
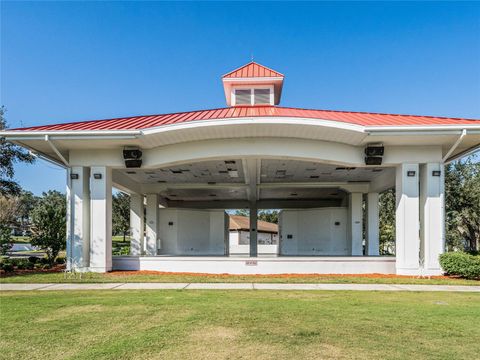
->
[[223, 61, 284, 78]]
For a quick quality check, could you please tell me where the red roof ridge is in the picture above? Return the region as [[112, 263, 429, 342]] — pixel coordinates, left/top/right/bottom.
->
[[7, 105, 479, 132], [222, 61, 284, 78], [274, 105, 480, 123]]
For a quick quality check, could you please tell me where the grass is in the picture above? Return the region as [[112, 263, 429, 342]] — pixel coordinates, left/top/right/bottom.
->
[[1, 290, 479, 359], [1, 270, 479, 285]]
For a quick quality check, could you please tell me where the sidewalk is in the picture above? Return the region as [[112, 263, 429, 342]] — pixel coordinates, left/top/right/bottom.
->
[[1, 283, 479, 292]]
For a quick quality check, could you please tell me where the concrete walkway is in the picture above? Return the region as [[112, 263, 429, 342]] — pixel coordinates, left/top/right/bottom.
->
[[1, 283, 479, 292]]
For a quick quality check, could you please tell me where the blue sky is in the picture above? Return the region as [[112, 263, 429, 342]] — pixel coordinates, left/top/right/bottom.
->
[[1, 1, 479, 195]]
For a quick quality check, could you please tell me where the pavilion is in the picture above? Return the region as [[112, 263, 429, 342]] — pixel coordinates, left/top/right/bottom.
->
[[2, 61, 479, 275]]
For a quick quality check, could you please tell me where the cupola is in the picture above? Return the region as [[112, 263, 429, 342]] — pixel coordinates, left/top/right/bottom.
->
[[222, 62, 284, 107]]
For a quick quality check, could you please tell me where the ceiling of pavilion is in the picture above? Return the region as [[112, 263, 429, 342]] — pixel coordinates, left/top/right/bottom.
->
[[120, 159, 394, 184], [117, 159, 395, 204]]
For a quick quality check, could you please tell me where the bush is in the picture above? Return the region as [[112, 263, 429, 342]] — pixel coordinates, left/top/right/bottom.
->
[[439, 252, 480, 279], [55, 256, 65, 264], [12, 258, 29, 269], [28, 256, 39, 264], [1, 263, 14, 272]]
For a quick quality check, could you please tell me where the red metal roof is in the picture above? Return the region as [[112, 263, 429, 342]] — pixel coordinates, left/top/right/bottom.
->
[[9, 106, 479, 132], [223, 62, 284, 78]]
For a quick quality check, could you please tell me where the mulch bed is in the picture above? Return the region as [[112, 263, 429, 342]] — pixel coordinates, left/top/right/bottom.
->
[[0, 264, 65, 277], [106, 270, 458, 280]]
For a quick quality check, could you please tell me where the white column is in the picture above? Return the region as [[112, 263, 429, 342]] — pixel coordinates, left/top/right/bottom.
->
[[145, 194, 159, 256], [66, 169, 72, 271], [396, 164, 420, 275], [89, 166, 112, 272], [365, 192, 380, 256], [420, 163, 445, 275], [348, 193, 363, 255], [129, 194, 144, 255], [67, 167, 91, 271], [249, 204, 258, 257]]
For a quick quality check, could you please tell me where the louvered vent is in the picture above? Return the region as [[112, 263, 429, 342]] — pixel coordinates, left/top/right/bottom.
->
[[254, 89, 270, 105], [235, 89, 251, 105]]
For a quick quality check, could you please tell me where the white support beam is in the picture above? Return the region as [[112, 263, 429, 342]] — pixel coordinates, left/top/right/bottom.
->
[[249, 202, 258, 257], [420, 163, 445, 275], [112, 170, 143, 195], [365, 193, 380, 256], [89, 166, 113, 272], [259, 182, 370, 193], [395, 164, 420, 275], [129, 194, 144, 255], [145, 194, 159, 256], [348, 193, 363, 255], [72, 166, 91, 270]]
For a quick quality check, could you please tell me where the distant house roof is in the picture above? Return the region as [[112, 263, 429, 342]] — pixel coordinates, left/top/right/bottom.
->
[[229, 215, 278, 234], [9, 106, 479, 132], [222, 61, 284, 78]]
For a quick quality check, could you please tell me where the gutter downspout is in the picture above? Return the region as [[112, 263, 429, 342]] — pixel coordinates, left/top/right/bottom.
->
[[45, 134, 69, 167], [442, 129, 467, 163]]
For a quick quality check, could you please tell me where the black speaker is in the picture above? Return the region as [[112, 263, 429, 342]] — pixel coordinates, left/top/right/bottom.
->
[[364, 145, 384, 157], [365, 156, 382, 166], [125, 159, 142, 168], [123, 149, 142, 160]]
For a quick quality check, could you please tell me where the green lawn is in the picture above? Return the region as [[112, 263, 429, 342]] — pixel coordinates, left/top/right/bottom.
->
[[0, 290, 479, 359], [1, 270, 479, 285]]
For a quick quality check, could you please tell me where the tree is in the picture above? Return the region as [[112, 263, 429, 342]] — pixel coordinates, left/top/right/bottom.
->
[[0, 195, 20, 255], [30, 190, 66, 264], [0, 107, 35, 196], [445, 154, 480, 252], [258, 210, 279, 224], [379, 189, 396, 255], [16, 190, 39, 235], [112, 192, 130, 241]]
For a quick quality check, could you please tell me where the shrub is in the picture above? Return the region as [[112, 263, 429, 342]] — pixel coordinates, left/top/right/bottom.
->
[[13, 258, 29, 269], [439, 252, 480, 279], [1, 257, 14, 272], [28, 256, 39, 264], [55, 256, 65, 264]]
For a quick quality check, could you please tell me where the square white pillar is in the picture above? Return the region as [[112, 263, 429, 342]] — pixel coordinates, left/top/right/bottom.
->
[[365, 192, 380, 256], [66, 169, 73, 270], [129, 194, 144, 255], [420, 163, 445, 275], [249, 204, 258, 257], [69, 166, 91, 270], [145, 194, 159, 256], [348, 193, 363, 255], [396, 164, 420, 275], [89, 166, 112, 272]]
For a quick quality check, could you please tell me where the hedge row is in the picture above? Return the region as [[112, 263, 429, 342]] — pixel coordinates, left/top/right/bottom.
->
[[439, 252, 480, 279], [0, 256, 65, 272]]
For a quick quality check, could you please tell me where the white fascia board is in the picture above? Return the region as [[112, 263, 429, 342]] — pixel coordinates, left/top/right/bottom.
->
[[222, 77, 284, 83], [140, 117, 367, 135], [0, 130, 141, 138], [366, 125, 480, 134]]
